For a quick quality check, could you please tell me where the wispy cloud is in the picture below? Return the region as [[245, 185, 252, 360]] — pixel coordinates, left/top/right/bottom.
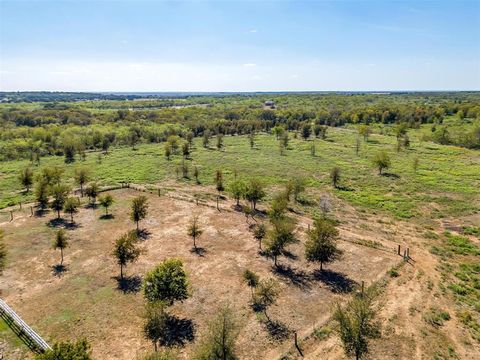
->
[[249, 29, 257, 33], [243, 63, 257, 68]]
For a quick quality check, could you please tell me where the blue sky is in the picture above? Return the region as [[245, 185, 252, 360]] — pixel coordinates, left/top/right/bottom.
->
[[0, 0, 479, 91]]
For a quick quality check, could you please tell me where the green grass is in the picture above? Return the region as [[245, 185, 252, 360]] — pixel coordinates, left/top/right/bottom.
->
[[0, 317, 30, 353], [1, 127, 479, 221]]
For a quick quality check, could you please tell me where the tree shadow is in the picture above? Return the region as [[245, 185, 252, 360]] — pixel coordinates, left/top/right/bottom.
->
[[34, 209, 48, 217], [99, 214, 115, 220], [282, 250, 298, 260], [261, 318, 292, 342], [336, 185, 354, 192], [85, 203, 98, 209], [273, 264, 311, 290], [312, 269, 357, 293], [114, 275, 142, 294], [297, 198, 316, 206], [159, 315, 196, 347], [190, 247, 207, 257], [65, 221, 80, 230], [51, 264, 67, 276], [46, 218, 67, 228], [137, 228, 151, 240], [381, 172, 400, 179]]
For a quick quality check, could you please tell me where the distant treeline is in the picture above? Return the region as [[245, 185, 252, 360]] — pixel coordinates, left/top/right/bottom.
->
[[1, 93, 479, 160]]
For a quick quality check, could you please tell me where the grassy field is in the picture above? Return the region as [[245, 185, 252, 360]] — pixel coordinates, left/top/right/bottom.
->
[[1, 126, 479, 221]]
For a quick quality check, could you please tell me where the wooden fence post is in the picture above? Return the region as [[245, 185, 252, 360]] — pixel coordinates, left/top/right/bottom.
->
[[30, 206, 33, 216], [10, 211, 13, 221], [294, 331, 304, 357], [398, 244, 401, 255]]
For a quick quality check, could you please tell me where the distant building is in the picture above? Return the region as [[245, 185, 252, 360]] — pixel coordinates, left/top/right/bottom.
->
[[264, 100, 275, 109]]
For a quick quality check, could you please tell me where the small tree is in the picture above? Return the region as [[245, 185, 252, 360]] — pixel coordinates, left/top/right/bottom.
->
[[253, 223, 266, 250], [265, 219, 298, 267], [228, 180, 246, 206], [85, 182, 99, 205], [187, 215, 203, 250], [64, 197, 79, 223], [194, 305, 238, 360], [50, 184, 70, 219], [305, 218, 342, 271], [74, 168, 90, 197], [53, 229, 68, 266], [413, 156, 419, 174], [216, 135, 224, 150], [112, 231, 141, 279], [268, 193, 288, 221], [249, 132, 255, 149], [358, 125, 371, 142], [182, 142, 190, 159], [333, 288, 379, 360], [330, 167, 341, 188], [243, 269, 259, 299], [202, 131, 210, 148], [290, 177, 306, 202], [215, 170, 224, 191], [131, 195, 149, 232], [244, 179, 266, 210], [355, 136, 361, 155], [19, 167, 34, 192], [254, 278, 279, 320], [143, 258, 189, 305], [165, 144, 172, 161], [99, 194, 114, 215], [372, 151, 391, 175], [301, 124, 311, 140], [193, 166, 200, 184], [34, 179, 49, 209], [35, 339, 91, 360]]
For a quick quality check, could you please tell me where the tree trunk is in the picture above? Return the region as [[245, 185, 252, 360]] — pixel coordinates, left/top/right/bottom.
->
[[274, 254, 278, 267], [57, 209, 60, 219], [320, 262, 323, 271], [71, 213, 74, 222], [154, 341, 157, 352], [193, 235, 196, 249], [60, 248, 64, 265], [120, 264, 123, 279], [80, 184, 84, 197], [105, 207, 108, 215], [136, 220, 139, 232]]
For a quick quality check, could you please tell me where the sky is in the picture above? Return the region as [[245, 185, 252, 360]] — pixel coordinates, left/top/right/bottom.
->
[[0, 0, 479, 92]]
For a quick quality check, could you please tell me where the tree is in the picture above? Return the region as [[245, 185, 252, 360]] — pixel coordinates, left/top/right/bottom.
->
[[63, 139, 76, 163], [330, 167, 341, 188], [35, 339, 91, 360], [187, 215, 203, 249], [305, 218, 342, 271], [243, 269, 259, 298], [131, 195, 149, 231], [254, 278, 279, 320], [228, 180, 246, 206], [358, 125, 371, 142], [53, 229, 68, 266], [143, 301, 169, 352], [64, 197, 79, 223], [355, 136, 361, 155], [215, 170, 224, 191], [268, 193, 288, 221], [112, 231, 141, 279], [0, 230, 6, 275], [290, 177, 306, 202], [167, 135, 180, 154], [194, 305, 238, 360], [165, 144, 172, 160], [50, 184, 70, 219], [244, 179, 266, 210], [141, 350, 177, 360], [372, 151, 391, 175], [265, 219, 298, 267], [319, 193, 332, 219], [202, 131, 210, 148], [143, 258, 189, 305], [19, 167, 34, 192], [249, 132, 255, 149], [194, 166, 200, 184], [333, 289, 379, 360], [216, 135, 224, 150], [413, 156, 419, 174], [99, 194, 114, 215], [253, 223, 266, 250], [85, 182, 99, 205], [34, 179, 49, 209], [182, 142, 190, 159], [74, 168, 90, 197], [301, 124, 311, 140]]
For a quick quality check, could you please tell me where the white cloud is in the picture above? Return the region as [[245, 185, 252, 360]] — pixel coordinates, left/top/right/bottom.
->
[[243, 63, 257, 68], [249, 29, 257, 33]]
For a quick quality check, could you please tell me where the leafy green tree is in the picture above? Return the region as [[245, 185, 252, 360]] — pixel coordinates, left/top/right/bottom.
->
[[165, 144, 172, 160], [35, 339, 91, 360], [53, 229, 68, 266], [301, 124, 311, 140], [253, 223, 266, 250], [64, 197, 79, 223], [63, 139, 76, 163], [254, 278, 279, 320], [187, 215, 203, 249], [99, 194, 114, 215], [166, 135, 180, 154], [290, 177, 306, 202], [214, 170, 224, 192], [182, 142, 190, 159], [143, 258, 189, 305], [131, 195, 149, 231], [249, 132, 255, 149], [243, 269, 259, 298], [244, 179, 266, 210], [112, 231, 141, 279], [202, 131, 210, 148], [305, 219, 342, 271], [50, 184, 70, 219], [228, 180, 246, 206], [194, 305, 238, 360], [19, 167, 34, 192], [85, 182, 99, 205], [216, 135, 224, 150], [74, 168, 90, 197], [330, 167, 341, 188], [35, 179, 49, 209], [265, 219, 298, 267], [268, 193, 288, 221], [372, 151, 391, 175], [358, 125, 371, 142], [141, 350, 177, 360], [333, 289, 380, 360], [272, 126, 285, 140], [194, 166, 200, 184], [38, 166, 63, 186]]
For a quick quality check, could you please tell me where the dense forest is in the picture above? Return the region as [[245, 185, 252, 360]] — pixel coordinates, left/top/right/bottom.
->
[[1, 92, 479, 161]]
